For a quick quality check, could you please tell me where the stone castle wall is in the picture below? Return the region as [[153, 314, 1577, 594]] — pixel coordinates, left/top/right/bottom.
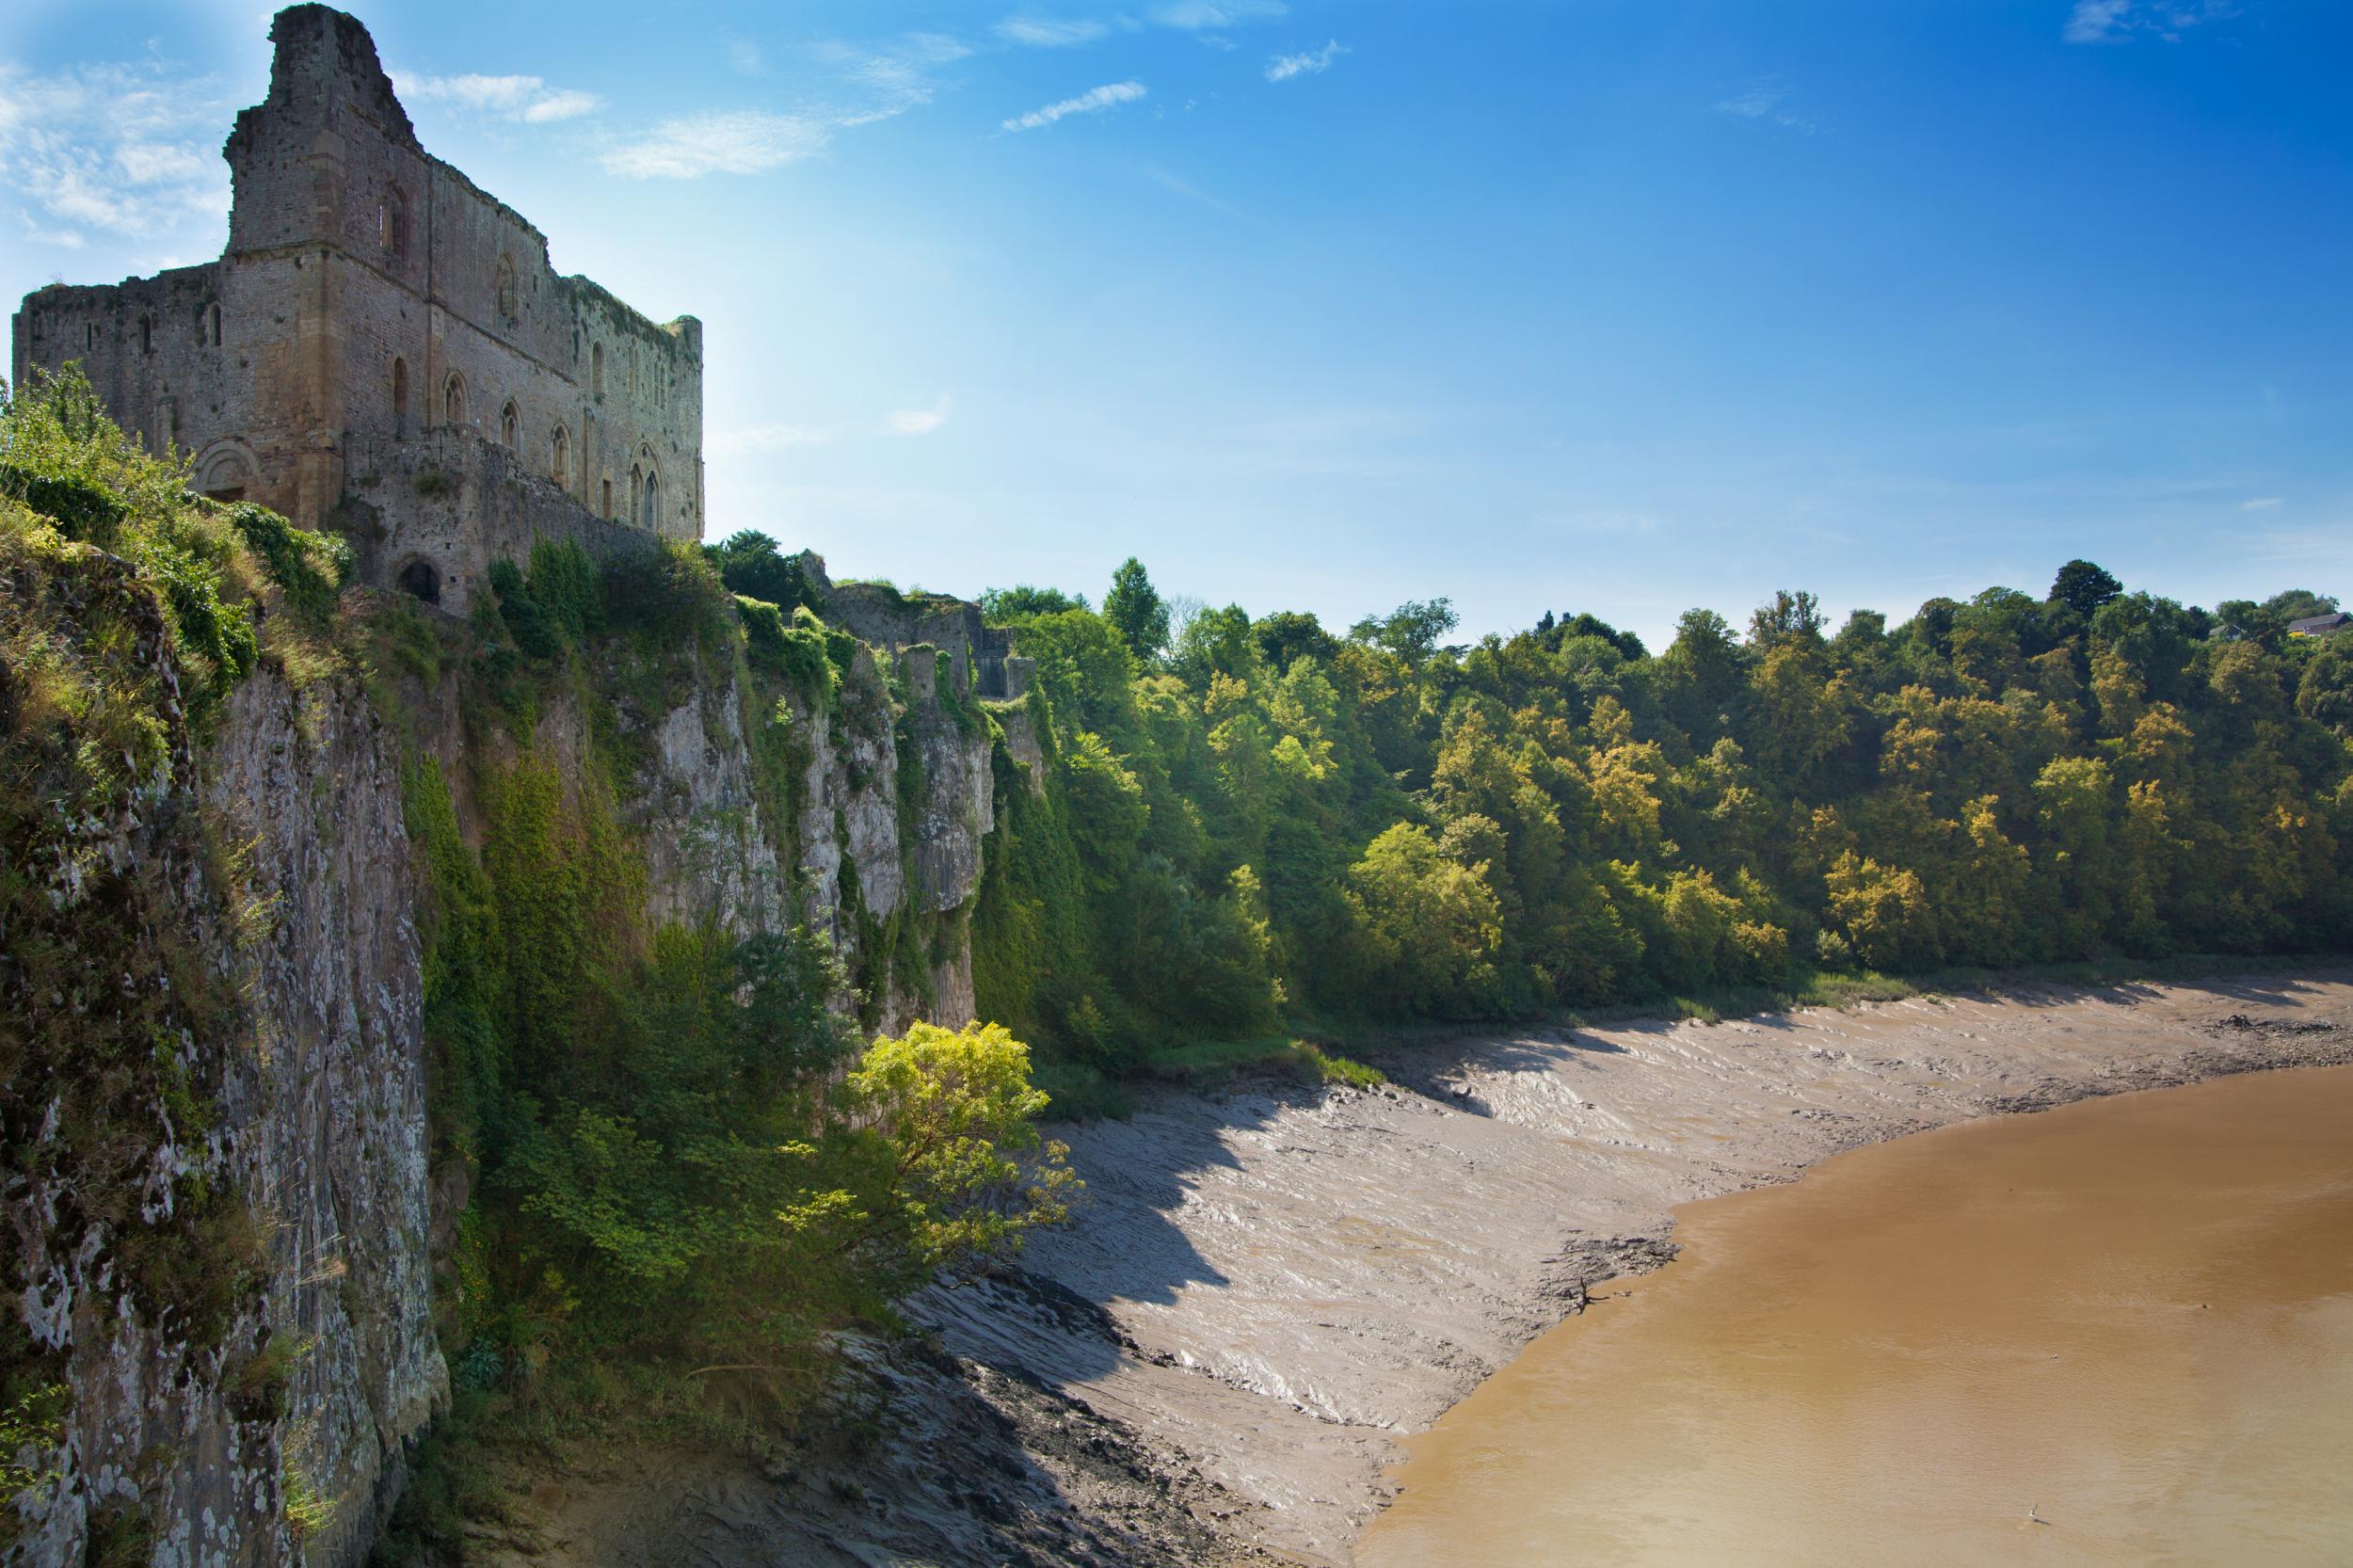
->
[[11, 4, 702, 552]]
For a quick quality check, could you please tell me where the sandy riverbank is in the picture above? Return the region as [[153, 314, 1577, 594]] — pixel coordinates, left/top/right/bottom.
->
[[920, 969, 2353, 1564], [481, 971, 2353, 1566]]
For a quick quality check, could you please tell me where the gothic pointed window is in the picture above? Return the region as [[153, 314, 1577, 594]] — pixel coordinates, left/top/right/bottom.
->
[[495, 255, 518, 323], [443, 373, 466, 426], [501, 400, 519, 449], [551, 425, 569, 488], [379, 186, 408, 257], [642, 470, 660, 531], [629, 463, 642, 525]]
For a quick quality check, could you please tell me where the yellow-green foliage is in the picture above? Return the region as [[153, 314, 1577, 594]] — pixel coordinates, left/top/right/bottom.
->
[[975, 561, 2353, 1075], [832, 1020, 1078, 1273]]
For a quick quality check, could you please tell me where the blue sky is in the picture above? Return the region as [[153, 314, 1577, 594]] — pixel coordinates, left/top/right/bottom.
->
[[4, 0, 2348, 648]]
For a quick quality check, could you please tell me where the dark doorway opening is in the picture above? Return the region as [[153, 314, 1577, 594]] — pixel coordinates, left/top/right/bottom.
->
[[397, 558, 442, 605]]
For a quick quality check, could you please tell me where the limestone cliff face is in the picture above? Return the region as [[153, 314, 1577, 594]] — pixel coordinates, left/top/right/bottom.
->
[[6, 573, 1012, 1566], [8, 651, 442, 1568], [205, 668, 446, 1563], [632, 633, 997, 1034]]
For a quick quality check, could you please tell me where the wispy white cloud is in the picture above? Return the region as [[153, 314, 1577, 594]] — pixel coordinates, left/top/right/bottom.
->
[[728, 40, 767, 76], [1143, 164, 1249, 220], [17, 209, 85, 248], [2063, 0, 2135, 41], [601, 111, 829, 178], [1712, 80, 1816, 132], [997, 16, 1113, 46], [811, 32, 973, 123], [607, 32, 970, 180], [0, 58, 233, 241], [1001, 80, 1146, 132], [2239, 496, 2284, 511], [2063, 1, 2237, 44], [395, 71, 602, 123], [888, 396, 954, 436], [1151, 0, 1286, 27], [1265, 40, 1346, 82]]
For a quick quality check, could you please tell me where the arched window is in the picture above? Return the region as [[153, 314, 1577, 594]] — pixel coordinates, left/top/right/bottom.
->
[[500, 400, 519, 449], [551, 425, 569, 488], [442, 373, 466, 426], [199, 450, 250, 503], [591, 343, 604, 399], [641, 469, 660, 530], [629, 463, 642, 525], [379, 187, 408, 257], [208, 303, 222, 346], [198, 301, 221, 346], [392, 357, 409, 437], [495, 254, 518, 322]]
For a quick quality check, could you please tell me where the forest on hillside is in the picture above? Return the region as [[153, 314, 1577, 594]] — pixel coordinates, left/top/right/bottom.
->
[[713, 543, 2353, 1104]]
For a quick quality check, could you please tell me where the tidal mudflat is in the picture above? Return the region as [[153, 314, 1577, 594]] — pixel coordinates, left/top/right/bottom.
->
[[920, 974, 2353, 1563]]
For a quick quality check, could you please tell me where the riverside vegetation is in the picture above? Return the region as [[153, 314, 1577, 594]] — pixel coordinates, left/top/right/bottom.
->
[[3, 365, 2349, 1560], [930, 553, 2353, 1112]]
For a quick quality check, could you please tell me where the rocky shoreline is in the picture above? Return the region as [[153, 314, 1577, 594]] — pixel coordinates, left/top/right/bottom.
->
[[487, 972, 2353, 1566]]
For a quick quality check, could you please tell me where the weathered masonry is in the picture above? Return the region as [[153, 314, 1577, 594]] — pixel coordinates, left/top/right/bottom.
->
[[9, 4, 702, 613]]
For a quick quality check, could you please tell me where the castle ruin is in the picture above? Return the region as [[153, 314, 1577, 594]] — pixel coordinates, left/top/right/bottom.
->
[[10, 4, 701, 614]]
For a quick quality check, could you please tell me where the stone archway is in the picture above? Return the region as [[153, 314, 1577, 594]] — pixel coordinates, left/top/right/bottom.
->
[[395, 557, 442, 605], [196, 445, 254, 503]]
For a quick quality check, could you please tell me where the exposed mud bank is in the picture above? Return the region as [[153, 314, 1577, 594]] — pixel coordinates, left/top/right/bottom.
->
[[919, 971, 2353, 1565], [477, 973, 2353, 1565]]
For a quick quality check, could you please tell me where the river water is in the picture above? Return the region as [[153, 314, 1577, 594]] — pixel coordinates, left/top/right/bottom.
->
[[1356, 1064, 2353, 1568]]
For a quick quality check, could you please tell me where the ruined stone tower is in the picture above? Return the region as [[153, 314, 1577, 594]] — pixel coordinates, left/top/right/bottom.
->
[[9, 4, 703, 612]]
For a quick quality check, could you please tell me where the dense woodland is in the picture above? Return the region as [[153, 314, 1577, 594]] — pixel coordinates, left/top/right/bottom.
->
[[869, 552, 2353, 1105]]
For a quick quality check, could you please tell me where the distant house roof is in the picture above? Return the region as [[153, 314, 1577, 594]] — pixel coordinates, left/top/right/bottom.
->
[[2288, 612, 2348, 636]]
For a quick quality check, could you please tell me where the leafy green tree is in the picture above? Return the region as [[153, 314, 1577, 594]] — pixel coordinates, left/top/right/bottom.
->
[[2051, 559, 2123, 618], [705, 530, 821, 612], [1104, 557, 1171, 664], [1349, 599, 1459, 664], [1747, 589, 1825, 648], [1657, 608, 1745, 744], [984, 584, 1089, 618], [1254, 609, 1339, 672], [825, 1020, 1079, 1279], [1173, 602, 1260, 689], [2297, 639, 2353, 736], [1345, 823, 1506, 1016]]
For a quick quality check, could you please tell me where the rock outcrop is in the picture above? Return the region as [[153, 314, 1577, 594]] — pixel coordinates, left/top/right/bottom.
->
[[4, 553, 1020, 1564], [7, 622, 441, 1566]]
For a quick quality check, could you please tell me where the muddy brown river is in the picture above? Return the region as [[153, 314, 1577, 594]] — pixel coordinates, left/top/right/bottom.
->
[[1356, 1064, 2353, 1567]]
